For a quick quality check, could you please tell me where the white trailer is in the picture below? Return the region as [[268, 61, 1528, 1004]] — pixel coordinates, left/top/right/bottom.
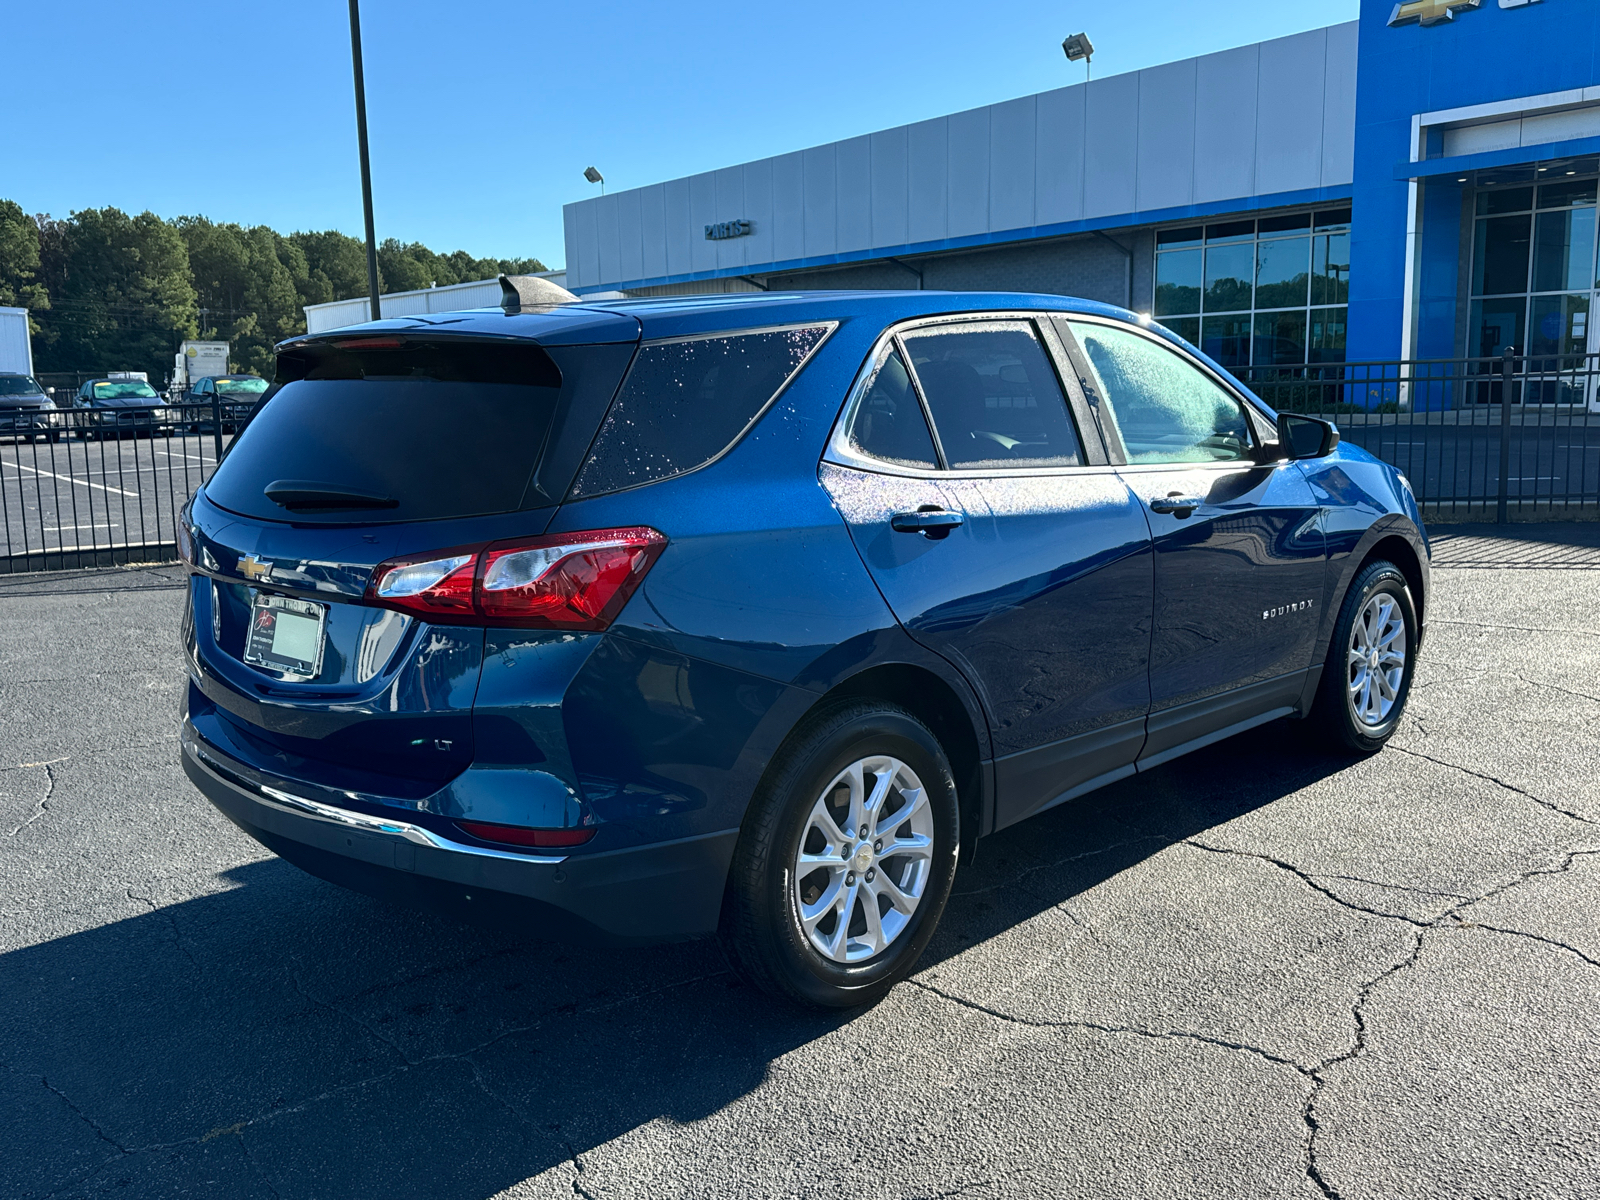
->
[[302, 272, 567, 334], [0, 307, 34, 375], [173, 340, 230, 393]]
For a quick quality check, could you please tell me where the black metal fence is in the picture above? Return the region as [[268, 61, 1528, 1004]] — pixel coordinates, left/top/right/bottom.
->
[[0, 401, 238, 574], [1239, 349, 1598, 521], [3, 353, 1597, 574]]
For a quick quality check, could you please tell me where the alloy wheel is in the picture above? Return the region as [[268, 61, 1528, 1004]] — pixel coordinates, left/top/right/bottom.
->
[[792, 755, 936, 963], [1347, 592, 1407, 727]]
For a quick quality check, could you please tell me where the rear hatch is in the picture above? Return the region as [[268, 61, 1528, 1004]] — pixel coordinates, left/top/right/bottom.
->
[[184, 312, 639, 793]]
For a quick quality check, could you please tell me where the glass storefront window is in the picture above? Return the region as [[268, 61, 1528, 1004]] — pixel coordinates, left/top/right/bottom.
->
[[1200, 314, 1252, 368], [1472, 214, 1532, 296], [1255, 237, 1310, 308], [1532, 207, 1596, 292], [1468, 168, 1600, 402], [1309, 306, 1347, 363], [1469, 299, 1525, 358], [1528, 293, 1589, 359], [1155, 209, 1349, 368], [1204, 242, 1254, 311], [1154, 248, 1201, 316], [1312, 233, 1350, 305], [1252, 310, 1307, 366]]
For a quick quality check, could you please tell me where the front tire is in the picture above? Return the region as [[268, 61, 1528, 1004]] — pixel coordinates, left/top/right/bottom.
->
[[721, 701, 960, 1009], [1309, 559, 1418, 754]]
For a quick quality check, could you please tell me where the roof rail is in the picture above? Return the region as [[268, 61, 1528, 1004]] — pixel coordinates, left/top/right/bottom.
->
[[499, 274, 578, 312]]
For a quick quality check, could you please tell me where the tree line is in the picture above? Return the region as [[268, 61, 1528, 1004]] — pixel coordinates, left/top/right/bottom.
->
[[0, 199, 546, 381]]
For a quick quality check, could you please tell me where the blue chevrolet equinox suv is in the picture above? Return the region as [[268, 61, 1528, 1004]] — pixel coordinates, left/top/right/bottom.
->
[[179, 278, 1429, 1008]]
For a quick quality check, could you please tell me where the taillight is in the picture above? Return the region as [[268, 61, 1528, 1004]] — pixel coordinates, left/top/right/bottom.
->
[[366, 527, 666, 630], [456, 820, 596, 849]]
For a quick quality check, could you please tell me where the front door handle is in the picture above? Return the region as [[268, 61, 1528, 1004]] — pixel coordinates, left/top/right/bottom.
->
[[1149, 493, 1204, 517], [890, 508, 964, 539]]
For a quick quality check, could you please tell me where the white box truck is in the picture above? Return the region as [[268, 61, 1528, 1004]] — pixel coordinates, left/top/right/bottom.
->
[[0, 307, 34, 375], [173, 340, 229, 395]]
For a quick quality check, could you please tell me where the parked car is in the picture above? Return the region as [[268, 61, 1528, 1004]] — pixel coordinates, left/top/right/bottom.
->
[[187, 374, 269, 432], [73, 378, 180, 439], [0, 373, 63, 442], [177, 289, 1429, 1009]]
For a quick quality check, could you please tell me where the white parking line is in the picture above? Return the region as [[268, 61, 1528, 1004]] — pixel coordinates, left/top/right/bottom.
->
[[42, 523, 118, 532], [0, 460, 139, 497]]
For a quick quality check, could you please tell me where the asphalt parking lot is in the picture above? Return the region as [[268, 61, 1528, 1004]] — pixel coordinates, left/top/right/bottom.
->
[[4, 524, 1599, 1199]]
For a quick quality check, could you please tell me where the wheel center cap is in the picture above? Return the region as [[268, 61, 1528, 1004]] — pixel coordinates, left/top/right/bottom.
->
[[851, 843, 874, 872]]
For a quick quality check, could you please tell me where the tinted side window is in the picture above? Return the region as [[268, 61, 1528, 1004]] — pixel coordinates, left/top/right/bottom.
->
[[900, 322, 1082, 469], [1069, 322, 1252, 464], [572, 325, 828, 496], [846, 348, 938, 469]]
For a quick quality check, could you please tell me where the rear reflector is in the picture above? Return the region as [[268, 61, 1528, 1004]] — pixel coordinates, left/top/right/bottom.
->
[[367, 526, 666, 630], [456, 820, 596, 848]]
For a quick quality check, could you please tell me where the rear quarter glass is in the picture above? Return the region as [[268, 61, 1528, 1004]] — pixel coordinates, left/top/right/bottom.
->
[[570, 324, 831, 498], [204, 339, 634, 525]]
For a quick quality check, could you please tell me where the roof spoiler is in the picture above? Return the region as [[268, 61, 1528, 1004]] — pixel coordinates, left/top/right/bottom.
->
[[499, 274, 578, 312]]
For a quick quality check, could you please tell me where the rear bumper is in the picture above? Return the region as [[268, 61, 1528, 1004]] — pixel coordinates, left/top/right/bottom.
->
[[182, 726, 737, 945]]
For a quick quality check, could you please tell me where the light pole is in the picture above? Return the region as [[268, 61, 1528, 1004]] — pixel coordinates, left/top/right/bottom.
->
[[348, 0, 382, 321], [1062, 32, 1094, 82], [584, 166, 606, 196]]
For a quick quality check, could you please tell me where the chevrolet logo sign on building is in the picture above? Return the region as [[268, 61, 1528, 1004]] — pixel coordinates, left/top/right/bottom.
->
[[1390, 0, 1541, 25]]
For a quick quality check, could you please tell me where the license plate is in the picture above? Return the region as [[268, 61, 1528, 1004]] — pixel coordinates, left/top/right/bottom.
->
[[243, 593, 327, 678]]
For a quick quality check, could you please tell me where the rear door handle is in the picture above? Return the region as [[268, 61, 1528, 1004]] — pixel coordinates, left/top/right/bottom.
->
[[1148, 494, 1204, 517], [890, 509, 964, 539]]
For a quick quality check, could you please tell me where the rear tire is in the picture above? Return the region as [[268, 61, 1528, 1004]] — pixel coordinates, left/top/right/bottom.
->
[[1309, 560, 1418, 754], [720, 701, 960, 1009]]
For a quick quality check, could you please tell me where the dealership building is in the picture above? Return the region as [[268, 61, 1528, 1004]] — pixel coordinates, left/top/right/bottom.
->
[[562, 0, 1600, 373]]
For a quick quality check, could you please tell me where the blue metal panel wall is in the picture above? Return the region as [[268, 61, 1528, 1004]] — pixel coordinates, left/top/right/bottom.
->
[[989, 97, 1037, 233], [907, 117, 948, 245], [742, 159, 774, 268], [562, 23, 1359, 293], [772, 153, 805, 264], [836, 135, 873, 254], [802, 144, 837, 257], [871, 126, 910, 247], [1035, 85, 1085, 226], [1084, 71, 1139, 219], [639, 185, 667, 281], [1417, 181, 1464, 361], [1137, 59, 1197, 213], [1194, 44, 1259, 205], [947, 107, 991, 238], [1257, 29, 1329, 198], [1348, 0, 1600, 361]]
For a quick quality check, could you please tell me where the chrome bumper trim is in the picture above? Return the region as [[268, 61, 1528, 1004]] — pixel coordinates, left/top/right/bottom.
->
[[182, 733, 567, 866]]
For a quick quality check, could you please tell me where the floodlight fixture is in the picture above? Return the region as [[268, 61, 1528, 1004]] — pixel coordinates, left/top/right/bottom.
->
[[1062, 32, 1094, 80], [583, 166, 605, 194]]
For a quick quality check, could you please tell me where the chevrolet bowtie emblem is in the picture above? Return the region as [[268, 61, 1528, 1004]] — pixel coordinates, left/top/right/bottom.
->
[[237, 553, 273, 582], [1388, 0, 1479, 25]]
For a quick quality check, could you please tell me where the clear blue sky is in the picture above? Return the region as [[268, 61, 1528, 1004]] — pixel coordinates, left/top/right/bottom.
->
[[11, 0, 1358, 271]]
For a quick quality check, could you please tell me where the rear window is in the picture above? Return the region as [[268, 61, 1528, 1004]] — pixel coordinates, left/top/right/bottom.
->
[[570, 324, 830, 497], [0, 376, 43, 397], [206, 338, 576, 525]]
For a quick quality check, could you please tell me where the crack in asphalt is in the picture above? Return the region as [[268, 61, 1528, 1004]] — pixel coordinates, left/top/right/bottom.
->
[[949, 834, 1166, 898], [41, 1075, 129, 1155], [1514, 673, 1600, 707], [35, 970, 729, 1196], [4, 760, 61, 838], [1431, 618, 1600, 638], [127, 887, 203, 976], [1388, 743, 1596, 825], [917, 836, 1600, 1200]]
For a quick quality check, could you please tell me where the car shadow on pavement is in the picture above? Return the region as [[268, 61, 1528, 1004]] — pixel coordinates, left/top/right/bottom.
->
[[5, 720, 1353, 1200]]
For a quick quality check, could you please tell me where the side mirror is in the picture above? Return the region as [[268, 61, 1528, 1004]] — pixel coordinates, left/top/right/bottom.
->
[[1277, 412, 1340, 460]]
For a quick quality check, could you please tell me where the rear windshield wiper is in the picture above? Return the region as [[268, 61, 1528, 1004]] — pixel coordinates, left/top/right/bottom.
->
[[264, 480, 398, 511]]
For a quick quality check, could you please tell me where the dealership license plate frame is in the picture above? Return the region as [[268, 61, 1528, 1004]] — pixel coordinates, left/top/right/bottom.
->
[[243, 592, 328, 679]]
